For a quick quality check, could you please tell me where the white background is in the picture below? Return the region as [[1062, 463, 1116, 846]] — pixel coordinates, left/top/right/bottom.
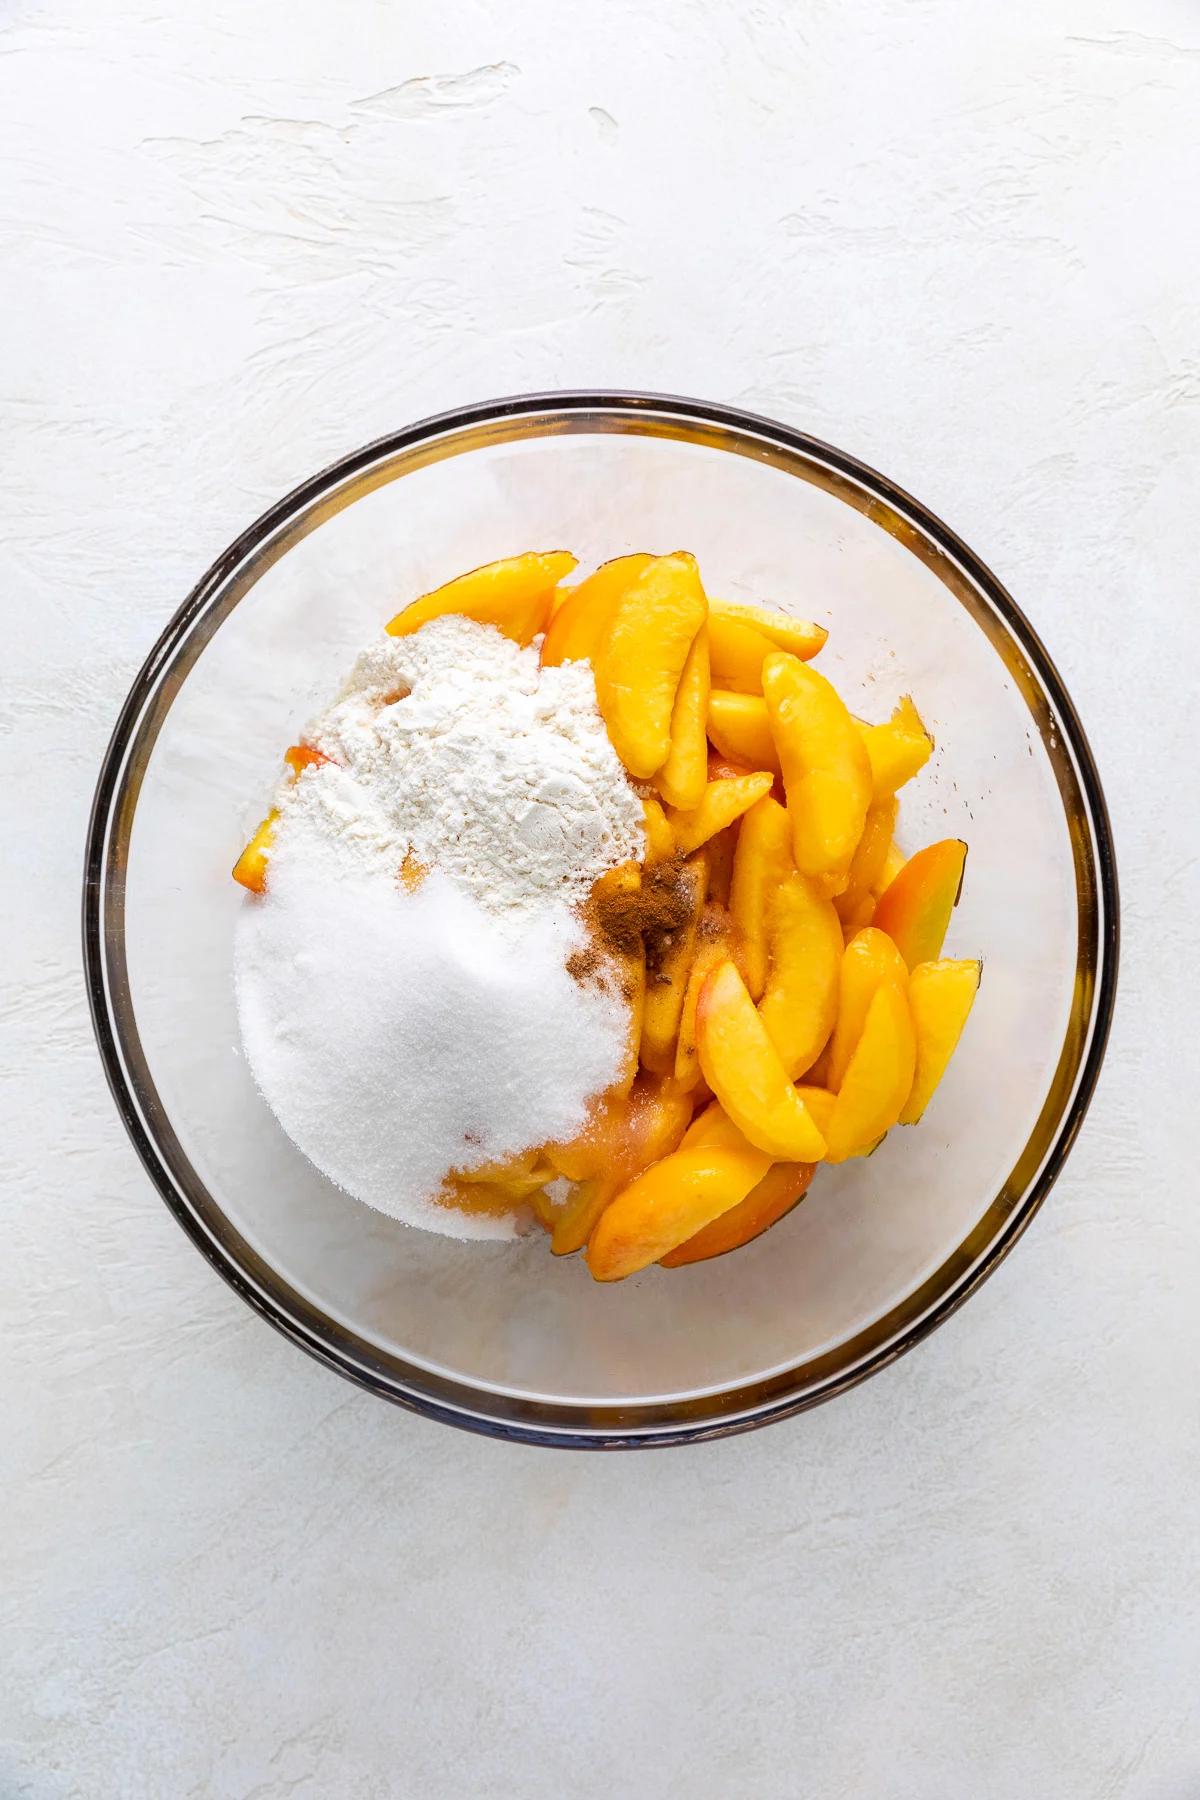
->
[[3, 2, 1198, 1795]]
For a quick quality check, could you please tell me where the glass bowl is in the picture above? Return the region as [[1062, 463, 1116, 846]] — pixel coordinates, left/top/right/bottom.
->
[[84, 392, 1118, 1449]]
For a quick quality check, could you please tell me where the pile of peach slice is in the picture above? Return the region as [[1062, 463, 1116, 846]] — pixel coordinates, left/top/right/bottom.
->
[[232, 551, 981, 1280]]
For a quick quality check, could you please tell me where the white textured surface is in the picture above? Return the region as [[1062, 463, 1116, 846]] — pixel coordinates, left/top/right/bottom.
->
[[2, 1, 1198, 1794]]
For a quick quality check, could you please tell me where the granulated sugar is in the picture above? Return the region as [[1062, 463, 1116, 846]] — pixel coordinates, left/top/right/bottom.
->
[[234, 615, 644, 1236], [236, 865, 628, 1238]]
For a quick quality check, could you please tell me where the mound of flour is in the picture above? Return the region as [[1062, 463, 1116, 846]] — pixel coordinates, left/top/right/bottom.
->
[[277, 613, 645, 913], [234, 615, 644, 1238]]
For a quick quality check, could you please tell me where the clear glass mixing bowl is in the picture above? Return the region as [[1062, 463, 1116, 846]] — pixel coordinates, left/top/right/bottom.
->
[[84, 393, 1118, 1447]]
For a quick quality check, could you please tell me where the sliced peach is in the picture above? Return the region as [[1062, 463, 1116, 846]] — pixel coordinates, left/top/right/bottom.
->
[[858, 696, 933, 803], [874, 838, 907, 896], [386, 551, 577, 646], [641, 796, 676, 867], [899, 958, 981, 1124], [709, 598, 827, 662], [666, 770, 774, 856], [656, 626, 711, 810], [728, 794, 794, 999], [540, 552, 653, 668], [707, 613, 777, 694], [586, 1143, 772, 1281], [453, 1152, 558, 1203], [838, 894, 875, 941], [762, 651, 873, 891], [758, 873, 843, 1079], [284, 743, 332, 776], [660, 1161, 814, 1266], [826, 926, 909, 1091], [823, 982, 916, 1162], [640, 853, 708, 1073], [593, 552, 708, 778], [675, 904, 742, 1090], [696, 960, 827, 1161], [871, 838, 967, 971], [707, 690, 782, 777], [835, 797, 898, 925], [232, 810, 277, 893], [794, 1084, 837, 1139], [549, 1074, 694, 1255]]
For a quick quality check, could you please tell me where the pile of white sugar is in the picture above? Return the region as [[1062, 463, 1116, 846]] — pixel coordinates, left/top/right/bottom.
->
[[234, 616, 645, 1239]]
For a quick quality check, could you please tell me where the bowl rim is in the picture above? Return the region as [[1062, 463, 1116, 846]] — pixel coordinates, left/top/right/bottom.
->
[[83, 388, 1119, 1449]]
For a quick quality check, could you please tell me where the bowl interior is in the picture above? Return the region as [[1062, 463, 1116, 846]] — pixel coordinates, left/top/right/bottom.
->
[[100, 404, 1106, 1435]]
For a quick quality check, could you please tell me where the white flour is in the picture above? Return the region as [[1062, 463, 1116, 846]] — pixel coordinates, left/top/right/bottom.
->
[[234, 615, 644, 1238], [275, 614, 645, 916]]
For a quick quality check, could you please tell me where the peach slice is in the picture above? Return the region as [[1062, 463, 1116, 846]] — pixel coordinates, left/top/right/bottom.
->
[[826, 926, 909, 1091], [640, 853, 708, 1074], [674, 903, 742, 1090], [660, 1161, 814, 1266], [758, 872, 844, 1079], [283, 743, 332, 776], [728, 794, 794, 999], [793, 1084, 837, 1139], [386, 551, 577, 646], [656, 626, 711, 811], [709, 598, 827, 662], [586, 1143, 772, 1281], [540, 552, 653, 668], [874, 838, 907, 897], [871, 838, 967, 971], [666, 770, 774, 855], [834, 796, 898, 926], [899, 958, 981, 1124], [762, 651, 873, 891], [232, 811, 278, 893], [593, 552, 709, 778], [706, 613, 778, 694], [549, 1074, 694, 1255], [858, 696, 933, 803], [707, 690, 782, 776], [822, 981, 916, 1162], [696, 960, 828, 1160], [641, 796, 676, 867]]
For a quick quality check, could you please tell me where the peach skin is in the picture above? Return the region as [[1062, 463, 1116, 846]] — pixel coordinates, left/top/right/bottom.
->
[[593, 552, 709, 778], [871, 838, 967, 971], [696, 960, 828, 1161], [899, 958, 981, 1123], [540, 553, 653, 667], [386, 551, 577, 646], [586, 1144, 771, 1281], [660, 1161, 814, 1266], [762, 651, 873, 891]]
